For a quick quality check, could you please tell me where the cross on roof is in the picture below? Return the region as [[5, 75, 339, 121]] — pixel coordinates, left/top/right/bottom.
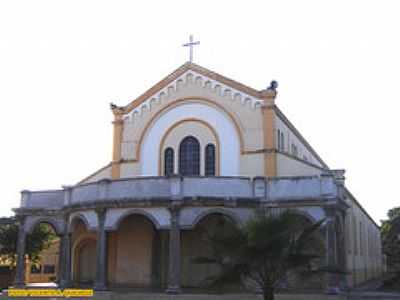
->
[[182, 35, 200, 63]]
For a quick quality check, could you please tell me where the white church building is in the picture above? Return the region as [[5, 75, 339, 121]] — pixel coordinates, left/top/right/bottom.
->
[[13, 62, 383, 293]]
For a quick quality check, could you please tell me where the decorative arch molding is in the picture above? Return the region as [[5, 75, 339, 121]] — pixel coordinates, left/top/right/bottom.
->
[[24, 216, 63, 235], [286, 208, 318, 224], [69, 211, 98, 233], [293, 206, 325, 223], [182, 208, 243, 230], [105, 208, 168, 231], [69, 213, 92, 233], [137, 98, 245, 161], [123, 66, 263, 118], [140, 100, 241, 176], [158, 118, 221, 176]]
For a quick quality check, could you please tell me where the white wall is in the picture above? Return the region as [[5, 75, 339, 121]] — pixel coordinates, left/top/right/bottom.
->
[[275, 114, 324, 168], [140, 102, 240, 176], [345, 193, 383, 287]]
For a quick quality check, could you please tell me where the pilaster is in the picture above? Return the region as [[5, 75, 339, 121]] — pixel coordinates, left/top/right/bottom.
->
[[111, 106, 124, 180], [261, 91, 277, 177]]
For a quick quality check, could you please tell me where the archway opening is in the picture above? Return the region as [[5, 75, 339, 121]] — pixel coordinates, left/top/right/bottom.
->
[[71, 218, 97, 286], [285, 213, 325, 290], [181, 213, 239, 291], [109, 214, 164, 289], [25, 222, 59, 285]]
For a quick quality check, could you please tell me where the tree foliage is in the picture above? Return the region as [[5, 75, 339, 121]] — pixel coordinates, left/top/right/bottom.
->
[[0, 221, 57, 266], [381, 207, 400, 273], [193, 210, 325, 300]]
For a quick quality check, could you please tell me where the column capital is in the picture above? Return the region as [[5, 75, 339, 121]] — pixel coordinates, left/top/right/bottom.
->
[[95, 208, 107, 220], [168, 203, 182, 213], [15, 215, 26, 225], [323, 206, 337, 218], [62, 213, 70, 231]]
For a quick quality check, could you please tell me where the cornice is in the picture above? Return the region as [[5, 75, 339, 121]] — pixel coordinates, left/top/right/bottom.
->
[[276, 150, 328, 171], [120, 62, 266, 116]]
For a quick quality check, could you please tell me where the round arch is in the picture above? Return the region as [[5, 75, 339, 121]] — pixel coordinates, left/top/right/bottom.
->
[[111, 209, 161, 231], [181, 209, 241, 289], [140, 100, 241, 176], [25, 216, 63, 235], [69, 214, 91, 233], [158, 118, 221, 176], [191, 208, 242, 229], [286, 209, 318, 224]]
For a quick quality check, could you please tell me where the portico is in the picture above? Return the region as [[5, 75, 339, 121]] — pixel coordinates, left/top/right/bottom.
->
[[14, 174, 347, 292]]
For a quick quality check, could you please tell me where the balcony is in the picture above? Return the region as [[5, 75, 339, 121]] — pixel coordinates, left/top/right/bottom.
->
[[19, 174, 341, 210]]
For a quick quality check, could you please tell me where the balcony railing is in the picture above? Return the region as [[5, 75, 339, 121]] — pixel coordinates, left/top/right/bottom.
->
[[19, 174, 341, 209]]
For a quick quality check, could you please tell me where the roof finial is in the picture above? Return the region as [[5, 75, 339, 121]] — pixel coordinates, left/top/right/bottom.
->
[[182, 35, 200, 63], [261, 80, 278, 100], [267, 80, 278, 92], [110, 102, 124, 114]]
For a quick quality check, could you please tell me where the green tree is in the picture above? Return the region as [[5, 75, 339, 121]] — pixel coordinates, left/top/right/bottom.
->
[[381, 207, 400, 274], [0, 219, 57, 266], [193, 211, 325, 300]]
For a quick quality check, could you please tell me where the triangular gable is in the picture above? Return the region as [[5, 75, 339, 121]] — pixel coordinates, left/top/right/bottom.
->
[[121, 62, 264, 115]]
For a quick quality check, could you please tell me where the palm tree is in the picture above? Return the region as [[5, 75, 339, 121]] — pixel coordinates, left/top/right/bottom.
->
[[193, 210, 325, 300]]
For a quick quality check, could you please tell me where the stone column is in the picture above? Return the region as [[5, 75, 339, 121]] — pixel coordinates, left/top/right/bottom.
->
[[14, 216, 26, 287], [59, 214, 72, 288], [63, 233, 72, 286], [94, 208, 107, 291], [165, 206, 181, 294]]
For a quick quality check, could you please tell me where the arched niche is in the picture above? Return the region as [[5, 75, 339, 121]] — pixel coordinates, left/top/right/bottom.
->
[[71, 218, 97, 285], [181, 212, 240, 289], [140, 101, 240, 176], [108, 213, 162, 287]]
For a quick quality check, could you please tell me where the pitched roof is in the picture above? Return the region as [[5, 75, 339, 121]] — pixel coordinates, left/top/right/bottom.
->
[[122, 62, 264, 114]]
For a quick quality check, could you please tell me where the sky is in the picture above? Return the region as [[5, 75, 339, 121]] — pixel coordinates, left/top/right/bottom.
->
[[0, 0, 399, 223]]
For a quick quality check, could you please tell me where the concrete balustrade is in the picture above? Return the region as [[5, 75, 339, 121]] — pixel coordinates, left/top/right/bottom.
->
[[20, 175, 342, 209]]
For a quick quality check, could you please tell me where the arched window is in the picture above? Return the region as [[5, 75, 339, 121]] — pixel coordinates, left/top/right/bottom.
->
[[164, 147, 174, 176], [205, 144, 216, 176], [179, 136, 200, 176]]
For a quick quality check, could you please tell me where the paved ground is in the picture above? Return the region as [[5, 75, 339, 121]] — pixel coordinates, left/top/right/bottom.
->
[[3, 279, 400, 299], [347, 278, 400, 300]]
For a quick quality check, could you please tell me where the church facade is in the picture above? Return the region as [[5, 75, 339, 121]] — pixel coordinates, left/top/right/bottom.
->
[[13, 62, 383, 292]]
